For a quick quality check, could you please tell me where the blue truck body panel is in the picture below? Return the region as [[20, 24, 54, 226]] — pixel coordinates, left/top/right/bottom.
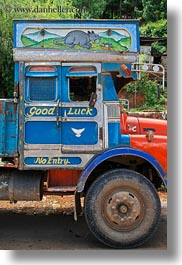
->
[[0, 100, 18, 156]]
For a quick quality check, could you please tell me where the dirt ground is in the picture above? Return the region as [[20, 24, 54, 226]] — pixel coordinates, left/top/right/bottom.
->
[[0, 192, 167, 250]]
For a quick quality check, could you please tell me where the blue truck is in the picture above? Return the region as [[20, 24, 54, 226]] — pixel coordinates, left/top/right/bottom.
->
[[0, 19, 167, 248]]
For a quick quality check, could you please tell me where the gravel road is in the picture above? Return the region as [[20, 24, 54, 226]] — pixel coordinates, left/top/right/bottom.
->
[[0, 192, 167, 250]]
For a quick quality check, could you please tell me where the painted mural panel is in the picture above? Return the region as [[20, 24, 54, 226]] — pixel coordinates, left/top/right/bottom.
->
[[14, 20, 140, 53], [21, 28, 131, 52]]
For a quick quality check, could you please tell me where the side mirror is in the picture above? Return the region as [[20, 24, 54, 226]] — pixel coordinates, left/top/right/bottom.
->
[[89, 92, 97, 108]]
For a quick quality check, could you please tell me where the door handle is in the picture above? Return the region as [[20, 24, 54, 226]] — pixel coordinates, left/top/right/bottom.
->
[[56, 99, 60, 127]]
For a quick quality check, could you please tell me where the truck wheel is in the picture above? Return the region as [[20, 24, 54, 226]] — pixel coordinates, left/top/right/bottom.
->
[[84, 169, 161, 248]]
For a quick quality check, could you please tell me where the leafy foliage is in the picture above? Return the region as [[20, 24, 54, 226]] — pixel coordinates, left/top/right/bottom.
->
[[102, 0, 143, 19], [151, 41, 167, 56], [140, 0, 167, 22], [126, 74, 167, 110], [140, 19, 167, 55], [72, 0, 107, 18], [140, 20, 167, 37]]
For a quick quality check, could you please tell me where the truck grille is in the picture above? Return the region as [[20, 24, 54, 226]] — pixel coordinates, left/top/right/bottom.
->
[[106, 103, 120, 119]]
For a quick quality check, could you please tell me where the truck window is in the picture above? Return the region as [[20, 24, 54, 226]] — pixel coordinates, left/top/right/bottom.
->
[[26, 66, 58, 102], [67, 66, 97, 101], [29, 77, 56, 101], [70, 76, 96, 101]]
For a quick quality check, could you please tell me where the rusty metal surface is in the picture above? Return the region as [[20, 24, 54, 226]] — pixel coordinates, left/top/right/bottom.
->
[[104, 191, 144, 232], [0, 169, 43, 201], [13, 48, 138, 63]]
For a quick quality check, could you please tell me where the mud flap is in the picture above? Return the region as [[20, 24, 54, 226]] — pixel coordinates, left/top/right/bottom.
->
[[74, 191, 82, 221]]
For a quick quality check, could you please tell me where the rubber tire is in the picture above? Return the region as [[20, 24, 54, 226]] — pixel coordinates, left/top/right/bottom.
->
[[84, 169, 161, 249]]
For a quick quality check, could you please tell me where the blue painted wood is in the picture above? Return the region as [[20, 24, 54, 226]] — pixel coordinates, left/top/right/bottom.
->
[[25, 120, 98, 145], [0, 100, 18, 156]]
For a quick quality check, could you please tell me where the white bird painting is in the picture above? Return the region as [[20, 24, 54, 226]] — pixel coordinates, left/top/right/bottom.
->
[[71, 128, 85, 137]]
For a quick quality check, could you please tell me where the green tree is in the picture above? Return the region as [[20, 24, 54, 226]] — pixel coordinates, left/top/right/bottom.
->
[[102, 0, 143, 19], [140, 0, 167, 22], [72, 0, 107, 18], [126, 73, 166, 110], [102, 0, 166, 21], [140, 19, 167, 37], [140, 19, 167, 55]]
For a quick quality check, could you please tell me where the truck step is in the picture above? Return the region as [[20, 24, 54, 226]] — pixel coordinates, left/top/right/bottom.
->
[[44, 186, 77, 194]]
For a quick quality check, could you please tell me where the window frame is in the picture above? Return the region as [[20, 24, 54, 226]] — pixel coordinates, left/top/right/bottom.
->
[[25, 66, 58, 102], [67, 66, 97, 102]]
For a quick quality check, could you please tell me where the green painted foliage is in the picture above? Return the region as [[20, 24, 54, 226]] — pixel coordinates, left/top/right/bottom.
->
[[21, 34, 131, 52]]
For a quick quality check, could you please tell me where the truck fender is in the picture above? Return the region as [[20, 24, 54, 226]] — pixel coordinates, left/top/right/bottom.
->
[[77, 147, 167, 192]]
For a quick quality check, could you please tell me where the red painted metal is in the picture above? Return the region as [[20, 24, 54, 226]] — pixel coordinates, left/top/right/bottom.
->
[[29, 66, 56, 72], [137, 117, 167, 135], [130, 134, 167, 173], [48, 169, 82, 187], [120, 108, 167, 136]]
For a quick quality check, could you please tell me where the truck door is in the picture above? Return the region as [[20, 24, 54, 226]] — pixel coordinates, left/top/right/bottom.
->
[[24, 63, 104, 164], [24, 64, 62, 153], [61, 63, 104, 153]]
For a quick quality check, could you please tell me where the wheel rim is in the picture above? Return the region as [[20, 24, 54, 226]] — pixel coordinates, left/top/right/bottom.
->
[[102, 189, 145, 232]]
